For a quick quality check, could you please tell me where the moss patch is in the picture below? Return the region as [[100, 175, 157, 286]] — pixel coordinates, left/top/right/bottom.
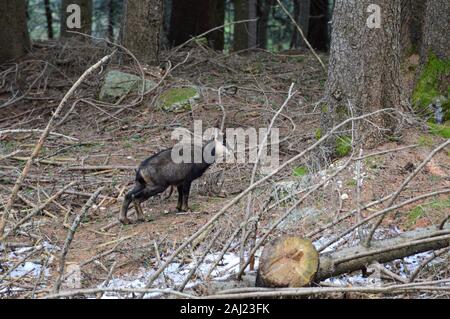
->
[[315, 128, 322, 140], [428, 121, 450, 138], [412, 53, 450, 121], [418, 135, 434, 147], [336, 136, 352, 157], [157, 87, 199, 113], [292, 166, 308, 177]]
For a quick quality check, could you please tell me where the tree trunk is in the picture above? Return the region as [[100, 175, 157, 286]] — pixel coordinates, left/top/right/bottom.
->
[[254, 225, 450, 287], [60, 0, 92, 37], [233, 0, 256, 51], [256, 0, 272, 49], [44, 0, 54, 39], [400, 0, 426, 57], [316, 225, 450, 281], [107, 0, 115, 41], [420, 0, 450, 61], [0, 0, 30, 63], [256, 236, 319, 288], [321, 0, 402, 152], [291, 0, 310, 48], [307, 0, 328, 51], [122, 0, 163, 65], [169, 0, 224, 50]]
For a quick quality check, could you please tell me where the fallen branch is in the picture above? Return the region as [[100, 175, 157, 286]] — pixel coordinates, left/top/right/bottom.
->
[[365, 139, 450, 246], [0, 129, 78, 141], [0, 52, 115, 239], [53, 187, 103, 293], [0, 181, 77, 241], [317, 225, 450, 281]]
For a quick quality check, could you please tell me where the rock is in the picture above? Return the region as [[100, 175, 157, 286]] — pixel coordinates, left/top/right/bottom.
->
[[271, 177, 309, 205], [99, 70, 156, 103], [62, 263, 82, 289], [157, 87, 200, 113], [278, 207, 320, 231]]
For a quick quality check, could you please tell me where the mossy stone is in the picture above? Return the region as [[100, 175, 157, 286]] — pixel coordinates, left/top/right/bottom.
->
[[413, 53, 450, 121], [157, 87, 199, 113], [99, 70, 155, 103]]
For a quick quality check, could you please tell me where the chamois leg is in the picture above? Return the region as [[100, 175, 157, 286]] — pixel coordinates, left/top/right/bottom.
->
[[181, 182, 192, 212], [133, 185, 167, 222], [176, 185, 183, 212], [120, 183, 145, 224]]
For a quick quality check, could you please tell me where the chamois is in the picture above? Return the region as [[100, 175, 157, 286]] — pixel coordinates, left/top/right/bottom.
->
[[119, 137, 229, 224]]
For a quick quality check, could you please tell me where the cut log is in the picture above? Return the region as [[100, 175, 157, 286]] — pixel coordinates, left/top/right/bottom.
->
[[316, 225, 450, 281], [256, 236, 319, 287]]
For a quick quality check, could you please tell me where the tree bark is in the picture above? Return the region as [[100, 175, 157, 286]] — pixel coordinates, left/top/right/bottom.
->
[[291, 0, 310, 48], [44, 0, 54, 39], [121, 0, 163, 65], [321, 0, 402, 151], [0, 0, 30, 63], [420, 0, 450, 61], [307, 0, 328, 51], [169, 0, 224, 50], [257, 0, 272, 49], [400, 0, 426, 57], [316, 225, 450, 281], [107, 0, 115, 41], [233, 0, 256, 51], [60, 0, 92, 37], [252, 225, 449, 288]]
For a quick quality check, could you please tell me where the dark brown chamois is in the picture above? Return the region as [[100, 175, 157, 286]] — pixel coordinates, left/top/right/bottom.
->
[[119, 138, 229, 224]]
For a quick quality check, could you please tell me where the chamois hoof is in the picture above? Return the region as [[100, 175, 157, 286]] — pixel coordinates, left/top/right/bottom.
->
[[136, 217, 146, 223], [119, 217, 131, 225]]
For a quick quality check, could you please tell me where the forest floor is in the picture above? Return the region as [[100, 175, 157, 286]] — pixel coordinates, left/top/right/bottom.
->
[[0, 40, 449, 298]]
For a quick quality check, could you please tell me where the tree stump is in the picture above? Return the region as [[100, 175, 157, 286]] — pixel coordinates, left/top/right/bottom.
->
[[256, 236, 319, 287]]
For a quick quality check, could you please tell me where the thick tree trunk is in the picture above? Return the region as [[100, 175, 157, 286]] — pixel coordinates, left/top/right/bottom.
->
[[420, 0, 450, 61], [44, 0, 54, 39], [122, 0, 163, 65], [307, 0, 328, 51], [60, 0, 92, 37], [0, 0, 30, 63], [169, 0, 224, 50], [291, 0, 310, 48], [321, 0, 402, 151], [233, 0, 258, 51]]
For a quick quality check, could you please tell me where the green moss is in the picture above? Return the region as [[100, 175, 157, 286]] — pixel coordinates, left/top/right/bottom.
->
[[428, 121, 450, 138], [292, 166, 308, 177], [346, 179, 357, 187], [408, 196, 450, 227], [408, 206, 425, 225], [418, 135, 434, 147], [336, 136, 352, 157], [158, 87, 199, 112], [321, 104, 328, 113], [412, 53, 450, 121], [315, 128, 322, 140]]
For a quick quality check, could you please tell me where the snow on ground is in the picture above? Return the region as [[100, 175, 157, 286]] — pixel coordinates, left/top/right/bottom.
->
[[0, 241, 57, 297], [101, 251, 252, 298], [0, 229, 446, 298]]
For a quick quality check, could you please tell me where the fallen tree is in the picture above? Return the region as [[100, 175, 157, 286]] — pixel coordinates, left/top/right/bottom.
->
[[254, 224, 450, 288]]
